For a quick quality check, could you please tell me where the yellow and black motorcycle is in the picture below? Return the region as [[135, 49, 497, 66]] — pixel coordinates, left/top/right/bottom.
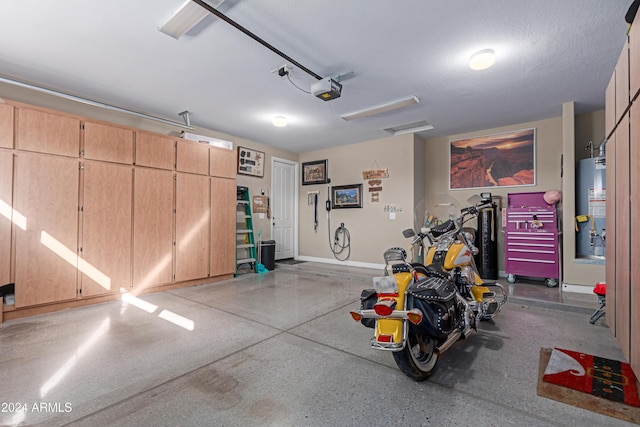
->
[[350, 197, 507, 381]]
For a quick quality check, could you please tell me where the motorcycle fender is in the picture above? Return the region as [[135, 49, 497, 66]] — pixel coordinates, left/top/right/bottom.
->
[[373, 272, 412, 348], [376, 318, 404, 344]]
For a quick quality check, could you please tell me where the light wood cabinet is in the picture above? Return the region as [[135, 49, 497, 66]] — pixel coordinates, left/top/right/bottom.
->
[[631, 101, 640, 374], [210, 146, 237, 178], [14, 153, 79, 307], [16, 107, 80, 157], [84, 121, 134, 164], [630, 22, 640, 100], [211, 177, 237, 276], [135, 132, 175, 170], [133, 168, 174, 289], [1, 98, 236, 322], [605, 72, 616, 137], [175, 173, 210, 281], [614, 114, 631, 359], [177, 139, 209, 175], [0, 150, 12, 286], [81, 161, 133, 297], [605, 133, 617, 336], [0, 103, 13, 149], [615, 41, 630, 122]]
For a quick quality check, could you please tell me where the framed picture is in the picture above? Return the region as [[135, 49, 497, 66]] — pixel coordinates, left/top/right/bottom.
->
[[237, 146, 264, 177], [332, 184, 363, 209], [302, 159, 328, 185], [449, 128, 536, 190]]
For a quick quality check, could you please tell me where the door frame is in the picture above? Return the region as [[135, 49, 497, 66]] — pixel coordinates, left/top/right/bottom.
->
[[270, 157, 299, 259]]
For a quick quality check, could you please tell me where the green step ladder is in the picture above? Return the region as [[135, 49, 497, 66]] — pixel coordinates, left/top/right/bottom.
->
[[236, 186, 257, 274]]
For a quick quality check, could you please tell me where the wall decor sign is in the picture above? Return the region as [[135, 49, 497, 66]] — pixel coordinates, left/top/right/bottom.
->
[[302, 159, 328, 185], [332, 184, 363, 209], [237, 146, 264, 177], [362, 168, 389, 179], [449, 128, 536, 190]]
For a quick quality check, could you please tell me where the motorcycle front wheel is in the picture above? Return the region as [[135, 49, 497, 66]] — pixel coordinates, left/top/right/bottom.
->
[[392, 333, 438, 381]]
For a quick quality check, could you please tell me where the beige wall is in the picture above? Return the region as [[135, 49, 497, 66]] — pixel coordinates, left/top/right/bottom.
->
[[297, 134, 422, 265], [423, 117, 564, 275]]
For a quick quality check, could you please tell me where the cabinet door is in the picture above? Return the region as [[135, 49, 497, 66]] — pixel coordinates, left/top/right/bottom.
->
[[133, 168, 174, 288], [84, 121, 134, 164], [135, 132, 175, 170], [210, 146, 237, 178], [175, 173, 210, 281], [615, 42, 630, 123], [630, 101, 640, 375], [211, 177, 236, 276], [615, 114, 631, 359], [0, 103, 14, 149], [16, 107, 80, 157], [605, 133, 617, 334], [14, 153, 79, 307], [81, 161, 133, 296], [177, 140, 209, 175], [0, 150, 12, 285]]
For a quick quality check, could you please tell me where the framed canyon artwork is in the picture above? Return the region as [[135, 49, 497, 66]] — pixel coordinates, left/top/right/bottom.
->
[[449, 128, 536, 190]]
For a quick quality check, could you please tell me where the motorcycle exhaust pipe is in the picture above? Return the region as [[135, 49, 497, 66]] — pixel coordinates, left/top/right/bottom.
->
[[435, 330, 462, 355]]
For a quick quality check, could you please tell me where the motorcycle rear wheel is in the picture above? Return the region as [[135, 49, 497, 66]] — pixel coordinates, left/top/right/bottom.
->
[[392, 333, 438, 381]]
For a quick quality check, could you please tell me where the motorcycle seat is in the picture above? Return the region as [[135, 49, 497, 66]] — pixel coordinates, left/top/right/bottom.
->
[[408, 275, 456, 302]]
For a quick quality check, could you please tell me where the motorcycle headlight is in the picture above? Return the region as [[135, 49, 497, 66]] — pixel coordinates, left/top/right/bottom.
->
[[463, 229, 475, 244]]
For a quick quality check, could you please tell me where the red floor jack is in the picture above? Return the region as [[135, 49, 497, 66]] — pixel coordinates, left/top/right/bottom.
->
[[589, 282, 606, 324]]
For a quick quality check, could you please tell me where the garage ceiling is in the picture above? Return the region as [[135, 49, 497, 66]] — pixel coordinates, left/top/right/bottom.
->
[[0, 1, 632, 153]]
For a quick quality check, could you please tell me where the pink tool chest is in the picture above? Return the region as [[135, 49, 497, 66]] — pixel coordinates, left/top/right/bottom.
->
[[504, 192, 560, 286]]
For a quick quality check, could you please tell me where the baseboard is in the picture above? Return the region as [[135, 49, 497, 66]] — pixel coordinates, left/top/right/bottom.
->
[[561, 283, 594, 295], [295, 255, 383, 270]]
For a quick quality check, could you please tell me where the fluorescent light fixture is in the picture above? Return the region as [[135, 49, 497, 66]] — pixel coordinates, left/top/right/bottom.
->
[[469, 48, 496, 70], [384, 121, 434, 135], [159, 0, 225, 39], [341, 96, 420, 121], [272, 116, 288, 127]]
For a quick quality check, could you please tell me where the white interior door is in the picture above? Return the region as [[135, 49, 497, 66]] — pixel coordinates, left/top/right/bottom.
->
[[271, 158, 297, 260]]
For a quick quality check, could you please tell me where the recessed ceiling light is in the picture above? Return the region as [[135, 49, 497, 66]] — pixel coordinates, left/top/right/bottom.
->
[[272, 116, 288, 127], [469, 49, 496, 70]]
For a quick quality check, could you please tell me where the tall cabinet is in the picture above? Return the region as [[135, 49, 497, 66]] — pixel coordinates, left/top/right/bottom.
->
[[605, 20, 640, 376], [0, 99, 237, 322]]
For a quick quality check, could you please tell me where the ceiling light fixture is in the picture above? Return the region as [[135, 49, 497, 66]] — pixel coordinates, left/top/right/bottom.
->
[[272, 116, 288, 127], [469, 49, 496, 70], [159, 0, 226, 39], [384, 121, 434, 135], [341, 96, 420, 121]]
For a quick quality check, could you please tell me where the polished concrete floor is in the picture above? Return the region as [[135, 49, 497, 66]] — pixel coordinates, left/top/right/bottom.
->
[[0, 261, 632, 426]]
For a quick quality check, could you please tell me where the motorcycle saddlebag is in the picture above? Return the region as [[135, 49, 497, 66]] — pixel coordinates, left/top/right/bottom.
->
[[359, 288, 377, 328], [406, 275, 459, 339]]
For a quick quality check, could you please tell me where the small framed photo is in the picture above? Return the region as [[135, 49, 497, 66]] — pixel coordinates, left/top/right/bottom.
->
[[332, 184, 363, 209], [302, 159, 328, 185], [238, 146, 264, 177]]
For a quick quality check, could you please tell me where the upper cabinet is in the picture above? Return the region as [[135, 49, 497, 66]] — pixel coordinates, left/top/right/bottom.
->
[[615, 40, 630, 122], [135, 131, 175, 170], [177, 139, 209, 175], [210, 146, 237, 178], [16, 107, 80, 157], [84, 121, 134, 164], [630, 21, 640, 101], [0, 103, 14, 149]]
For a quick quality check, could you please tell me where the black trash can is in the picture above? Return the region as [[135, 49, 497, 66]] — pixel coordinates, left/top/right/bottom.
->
[[260, 240, 276, 271]]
